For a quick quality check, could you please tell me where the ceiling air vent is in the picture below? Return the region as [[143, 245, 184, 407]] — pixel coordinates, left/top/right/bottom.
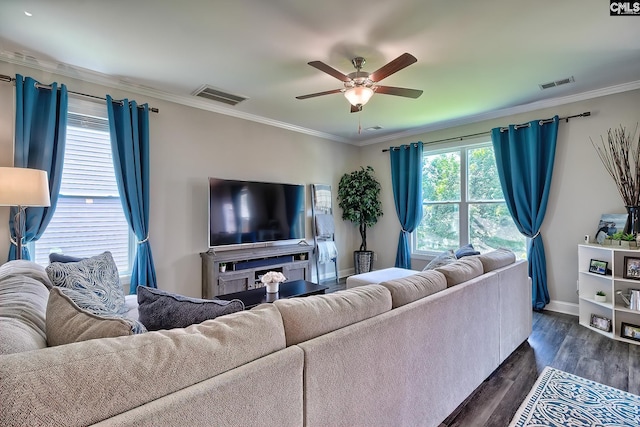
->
[[539, 76, 575, 90], [193, 85, 248, 106]]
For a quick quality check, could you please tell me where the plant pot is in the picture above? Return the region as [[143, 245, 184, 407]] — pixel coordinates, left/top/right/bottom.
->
[[219, 265, 227, 273], [354, 250, 374, 274], [595, 294, 606, 303]]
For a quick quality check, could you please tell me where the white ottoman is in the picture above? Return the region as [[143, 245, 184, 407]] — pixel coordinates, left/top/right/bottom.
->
[[346, 267, 420, 289]]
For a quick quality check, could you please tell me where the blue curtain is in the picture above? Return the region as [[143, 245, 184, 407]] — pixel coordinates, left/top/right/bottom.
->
[[491, 116, 559, 310], [106, 95, 157, 293], [390, 142, 424, 269], [9, 75, 67, 261]]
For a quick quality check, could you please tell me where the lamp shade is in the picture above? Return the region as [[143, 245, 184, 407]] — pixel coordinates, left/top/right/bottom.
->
[[344, 86, 374, 106], [0, 167, 51, 207]]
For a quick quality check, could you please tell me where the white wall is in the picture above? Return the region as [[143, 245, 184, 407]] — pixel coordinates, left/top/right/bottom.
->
[[359, 88, 640, 312], [0, 62, 361, 297], [2, 59, 639, 310]]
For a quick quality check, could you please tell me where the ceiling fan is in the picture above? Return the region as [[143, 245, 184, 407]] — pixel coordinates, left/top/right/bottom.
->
[[296, 53, 423, 112]]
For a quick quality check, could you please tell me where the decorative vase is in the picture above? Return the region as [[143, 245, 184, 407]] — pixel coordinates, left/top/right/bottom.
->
[[265, 282, 280, 293], [625, 206, 640, 235]]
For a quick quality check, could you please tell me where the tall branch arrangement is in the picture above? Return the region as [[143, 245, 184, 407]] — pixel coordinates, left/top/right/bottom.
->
[[591, 124, 640, 207]]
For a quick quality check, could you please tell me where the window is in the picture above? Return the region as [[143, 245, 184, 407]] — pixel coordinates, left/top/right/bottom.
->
[[413, 142, 526, 258], [33, 97, 133, 274]]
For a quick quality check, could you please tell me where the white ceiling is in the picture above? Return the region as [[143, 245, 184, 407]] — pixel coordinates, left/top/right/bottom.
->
[[1, 0, 639, 145]]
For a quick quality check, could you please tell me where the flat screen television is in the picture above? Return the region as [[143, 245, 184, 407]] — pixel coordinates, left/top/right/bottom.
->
[[208, 178, 305, 247]]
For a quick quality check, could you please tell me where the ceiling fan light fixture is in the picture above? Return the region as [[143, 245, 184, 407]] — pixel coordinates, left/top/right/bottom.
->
[[344, 86, 374, 106]]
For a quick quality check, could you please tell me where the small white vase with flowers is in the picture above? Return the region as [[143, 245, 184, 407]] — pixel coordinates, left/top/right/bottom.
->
[[261, 271, 286, 293]]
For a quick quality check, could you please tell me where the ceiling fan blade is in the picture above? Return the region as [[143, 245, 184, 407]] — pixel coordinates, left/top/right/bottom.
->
[[350, 104, 362, 113], [296, 88, 343, 100], [308, 61, 351, 82], [369, 53, 417, 82], [375, 85, 423, 99]]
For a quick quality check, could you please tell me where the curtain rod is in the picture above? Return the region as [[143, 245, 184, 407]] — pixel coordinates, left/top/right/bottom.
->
[[382, 112, 591, 152], [0, 74, 159, 113]]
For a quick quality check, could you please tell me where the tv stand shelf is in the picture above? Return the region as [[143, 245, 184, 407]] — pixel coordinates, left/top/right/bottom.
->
[[200, 244, 313, 298]]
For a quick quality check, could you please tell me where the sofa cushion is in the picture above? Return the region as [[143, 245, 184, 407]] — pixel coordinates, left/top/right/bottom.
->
[[137, 286, 245, 331], [423, 249, 457, 270], [1, 304, 288, 427], [46, 287, 147, 346], [478, 248, 516, 272], [273, 284, 392, 346], [435, 256, 484, 287], [45, 251, 128, 315], [0, 261, 50, 355], [380, 270, 447, 308]]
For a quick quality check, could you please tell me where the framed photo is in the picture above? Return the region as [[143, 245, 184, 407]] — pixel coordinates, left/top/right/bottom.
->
[[589, 259, 608, 275], [620, 322, 640, 342], [590, 314, 612, 332], [596, 213, 628, 237], [623, 256, 640, 280]]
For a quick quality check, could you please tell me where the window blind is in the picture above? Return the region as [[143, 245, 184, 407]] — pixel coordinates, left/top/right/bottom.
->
[[34, 97, 131, 274]]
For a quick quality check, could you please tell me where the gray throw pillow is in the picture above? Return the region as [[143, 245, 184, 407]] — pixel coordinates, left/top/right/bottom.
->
[[45, 251, 128, 315], [454, 243, 481, 259], [49, 253, 84, 263], [137, 286, 245, 331], [422, 249, 457, 271]]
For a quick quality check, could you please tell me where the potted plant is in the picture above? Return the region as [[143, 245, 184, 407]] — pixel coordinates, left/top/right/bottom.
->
[[219, 262, 227, 273], [592, 124, 640, 234], [337, 166, 383, 274], [611, 231, 637, 248], [595, 291, 607, 303]]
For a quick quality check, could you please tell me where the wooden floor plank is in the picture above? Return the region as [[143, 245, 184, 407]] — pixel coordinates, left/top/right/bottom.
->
[[442, 310, 638, 426]]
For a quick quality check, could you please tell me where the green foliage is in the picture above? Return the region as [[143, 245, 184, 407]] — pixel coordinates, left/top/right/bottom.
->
[[596, 291, 606, 296], [337, 166, 383, 251], [416, 145, 526, 256], [611, 231, 635, 241]]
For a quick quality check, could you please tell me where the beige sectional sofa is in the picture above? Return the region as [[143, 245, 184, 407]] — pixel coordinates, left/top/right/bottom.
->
[[0, 249, 531, 427]]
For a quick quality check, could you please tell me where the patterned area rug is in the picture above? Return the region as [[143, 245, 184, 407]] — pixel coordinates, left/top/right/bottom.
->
[[509, 367, 640, 426]]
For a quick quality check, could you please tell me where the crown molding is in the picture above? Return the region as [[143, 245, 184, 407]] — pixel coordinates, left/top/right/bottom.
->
[[0, 52, 351, 145], [356, 80, 640, 146], [2, 51, 638, 147]]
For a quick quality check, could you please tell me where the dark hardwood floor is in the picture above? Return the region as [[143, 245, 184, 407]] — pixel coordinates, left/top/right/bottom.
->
[[324, 279, 640, 426], [440, 310, 640, 427]]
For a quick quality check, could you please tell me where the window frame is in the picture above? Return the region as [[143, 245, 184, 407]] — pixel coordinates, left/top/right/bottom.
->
[[31, 95, 134, 282], [411, 138, 516, 258]]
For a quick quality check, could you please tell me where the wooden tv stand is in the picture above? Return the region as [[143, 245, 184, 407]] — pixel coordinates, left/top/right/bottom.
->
[[200, 244, 313, 298]]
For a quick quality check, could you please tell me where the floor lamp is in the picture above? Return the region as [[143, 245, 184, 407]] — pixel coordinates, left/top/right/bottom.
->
[[0, 167, 51, 260]]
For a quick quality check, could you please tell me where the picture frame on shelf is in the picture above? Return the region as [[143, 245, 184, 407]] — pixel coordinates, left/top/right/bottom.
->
[[620, 322, 640, 342], [596, 213, 628, 238], [623, 256, 640, 280], [590, 314, 612, 332], [588, 259, 608, 275]]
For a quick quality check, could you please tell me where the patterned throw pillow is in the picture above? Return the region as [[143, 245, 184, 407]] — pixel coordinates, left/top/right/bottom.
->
[[46, 287, 146, 346], [46, 251, 128, 315], [137, 286, 245, 331]]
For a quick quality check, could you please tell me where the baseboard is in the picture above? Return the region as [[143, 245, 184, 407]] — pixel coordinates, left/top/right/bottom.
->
[[544, 300, 579, 317]]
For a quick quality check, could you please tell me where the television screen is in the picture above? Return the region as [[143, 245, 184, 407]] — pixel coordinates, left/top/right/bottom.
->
[[208, 178, 305, 247]]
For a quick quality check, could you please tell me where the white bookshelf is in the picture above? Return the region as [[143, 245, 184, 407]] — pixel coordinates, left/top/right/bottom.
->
[[577, 244, 640, 345]]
